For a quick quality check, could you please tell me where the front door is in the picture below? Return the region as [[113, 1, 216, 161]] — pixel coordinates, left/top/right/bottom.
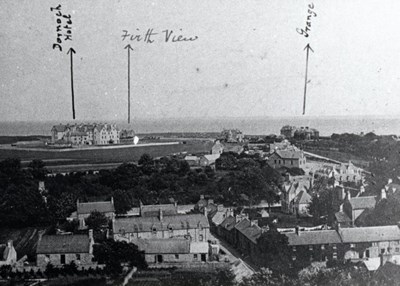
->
[[157, 254, 163, 263], [201, 254, 206, 262]]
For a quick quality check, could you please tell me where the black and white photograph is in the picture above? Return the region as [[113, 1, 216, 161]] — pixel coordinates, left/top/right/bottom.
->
[[1, 0, 400, 285]]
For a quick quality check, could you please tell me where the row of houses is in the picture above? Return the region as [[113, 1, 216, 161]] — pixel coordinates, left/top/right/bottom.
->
[[217, 211, 400, 270], [31, 199, 213, 269]]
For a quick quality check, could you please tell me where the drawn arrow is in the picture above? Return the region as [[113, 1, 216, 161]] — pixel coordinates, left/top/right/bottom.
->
[[303, 43, 314, 115], [67, 47, 76, 119], [125, 44, 134, 124]]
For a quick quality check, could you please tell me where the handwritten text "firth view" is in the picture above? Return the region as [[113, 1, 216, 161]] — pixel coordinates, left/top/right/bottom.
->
[[121, 29, 198, 44]]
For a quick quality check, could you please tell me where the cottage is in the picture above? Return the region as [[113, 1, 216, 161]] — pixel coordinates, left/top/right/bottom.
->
[[199, 154, 220, 168], [135, 238, 209, 265], [36, 231, 94, 268], [268, 149, 306, 170]]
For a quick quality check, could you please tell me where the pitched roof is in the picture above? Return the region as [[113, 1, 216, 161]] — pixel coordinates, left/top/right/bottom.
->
[[77, 200, 115, 215], [37, 235, 90, 254], [234, 218, 251, 232], [184, 155, 200, 161], [294, 190, 312, 205], [335, 211, 352, 224], [220, 216, 237, 231], [135, 238, 190, 254], [339, 225, 400, 243], [113, 213, 209, 234], [189, 242, 209, 253], [285, 230, 342, 246], [141, 204, 178, 217], [348, 196, 376, 209], [239, 225, 262, 244], [201, 154, 220, 164], [52, 125, 69, 132], [274, 149, 303, 159]]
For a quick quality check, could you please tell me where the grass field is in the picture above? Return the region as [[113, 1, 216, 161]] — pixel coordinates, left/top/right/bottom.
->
[[0, 141, 214, 166]]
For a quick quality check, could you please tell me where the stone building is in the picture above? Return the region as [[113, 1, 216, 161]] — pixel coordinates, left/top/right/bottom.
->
[[36, 231, 95, 268]]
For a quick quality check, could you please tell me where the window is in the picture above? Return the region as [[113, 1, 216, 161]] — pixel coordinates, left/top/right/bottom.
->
[[194, 254, 198, 260], [274, 160, 277, 164], [291, 160, 293, 165], [366, 249, 370, 258], [76, 254, 81, 261], [152, 227, 157, 234], [199, 234, 204, 242], [175, 254, 179, 259], [381, 249, 385, 254], [60, 254, 66, 265]]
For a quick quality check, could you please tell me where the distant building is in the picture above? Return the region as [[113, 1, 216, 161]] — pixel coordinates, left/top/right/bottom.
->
[[317, 161, 363, 183], [199, 154, 220, 169], [280, 125, 319, 140], [211, 140, 225, 154], [220, 129, 244, 143], [211, 140, 244, 155], [184, 155, 200, 167], [36, 231, 95, 268], [51, 123, 120, 145]]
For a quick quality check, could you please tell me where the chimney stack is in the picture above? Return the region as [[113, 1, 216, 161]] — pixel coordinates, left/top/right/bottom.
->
[[295, 226, 300, 235]]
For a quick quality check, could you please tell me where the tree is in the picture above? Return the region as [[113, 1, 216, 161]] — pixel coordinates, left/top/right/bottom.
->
[[240, 268, 296, 286], [111, 189, 134, 214], [28, 159, 47, 180], [308, 186, 338, 226], [85, 211, 108, 231], [255, 227, 293, 275], [138, 153, 153, 166], [92, 239, 147, 274], [216, 153, 238, 170]]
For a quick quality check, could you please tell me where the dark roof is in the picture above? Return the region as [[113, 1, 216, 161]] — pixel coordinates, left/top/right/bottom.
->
[[37, 235, 90, 254], [141, 204, 177, 217], [339, 226, 400, 243], [77, 200, 115, 215], [220, 216, 237, 231], [348, 196, 376, 209], [52, 125, 69, 132], [285, 230, 342, 246], [113, 213, 209, 233], [135, 239, 190, 254], [239, 225, 262, 244], [234, 218, 251, 232], [335, 211, 352, 224]]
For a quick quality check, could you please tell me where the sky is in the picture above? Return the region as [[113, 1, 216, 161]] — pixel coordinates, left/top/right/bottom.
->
[[1, 0, 400, 122]]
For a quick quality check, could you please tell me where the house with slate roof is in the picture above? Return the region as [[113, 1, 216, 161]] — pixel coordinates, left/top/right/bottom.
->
[[267, 149, 306, 170], [199, 154, 220, 169], [135, 238, 209, 264], [342, 192, 377, 226], [36, 231, 95, 268], [339, 225, 400, 262], [280, 175, 312, 214], [113, 203, 211, 266], [75, 198, 115, 229]]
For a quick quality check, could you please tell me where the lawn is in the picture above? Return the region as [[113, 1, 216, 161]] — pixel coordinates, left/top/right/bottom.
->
[[0, 141, 213, 166]]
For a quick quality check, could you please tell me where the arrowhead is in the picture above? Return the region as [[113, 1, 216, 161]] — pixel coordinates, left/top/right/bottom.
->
[[124, 44, 134, 51], [304, 44, 314, 53], [67, 48, 76, 55]]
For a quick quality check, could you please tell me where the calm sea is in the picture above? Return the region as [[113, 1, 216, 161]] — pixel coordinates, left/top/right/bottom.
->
[[1, 116, 400, 137]]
